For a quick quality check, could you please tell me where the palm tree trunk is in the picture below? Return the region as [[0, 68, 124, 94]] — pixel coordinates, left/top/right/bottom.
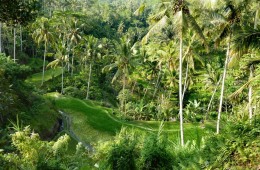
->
[[43, 0, 45, 13], [254, 8, 258, 29], [153, 67, 161, 98], [20, 25, 22, 52], [0, 22, 2, 53], [66, 40, 70, 72], [41, 41, 47, 86], [71, 49, 74, 76], [182, 62, 189, 102], [62, 61, 64, 94], [131, 81, 136, 94], [248, 8, 259, 122], [123, 68, 126, 116], [216, 38, 230, 134], [86, 63, 92, 99], [13, 27, 16, 62], [179, 36, 184, 146], [248, 65, 253, 121], [206, 75, 222, 120]]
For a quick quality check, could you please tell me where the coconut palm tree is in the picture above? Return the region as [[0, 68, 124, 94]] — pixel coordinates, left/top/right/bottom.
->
[[47, 42, 69, 94], [142, 0, 207, 146], [67, 18, 82, 76], [201, 0, 252, 133], [146, 41, 178, 98], [102, 37, 136, 116], [32, 17, 53, 86], [84, 35, 99, 99], [229, 25, 260, 121]]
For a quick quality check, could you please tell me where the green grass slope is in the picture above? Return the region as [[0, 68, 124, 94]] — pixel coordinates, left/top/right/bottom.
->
[[26, 67, 62, 86], [47, 93, 214, 146], [49, 93, 122, 144]]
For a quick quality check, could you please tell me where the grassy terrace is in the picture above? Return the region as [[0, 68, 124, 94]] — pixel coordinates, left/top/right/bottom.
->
[[26, 67, 62, 86], [46, 93, 215, 146]]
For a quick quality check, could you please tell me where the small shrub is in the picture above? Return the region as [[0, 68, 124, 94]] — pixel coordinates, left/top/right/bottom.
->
[[96, 128, 138, 170], [63, 86, 85, 99], [139, 134, 173, 170]]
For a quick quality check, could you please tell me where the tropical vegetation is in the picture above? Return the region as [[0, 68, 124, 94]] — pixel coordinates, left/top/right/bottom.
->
[[0, 0, 259, 169]]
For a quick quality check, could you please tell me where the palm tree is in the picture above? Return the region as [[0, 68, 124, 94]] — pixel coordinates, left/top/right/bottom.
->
[[142, 0, 207, 146], [229, 57, 260, 118], [32, 17, 53, 86], [84, 35, 98, 99], [202, 0, 251, 133], [182, 32, 205, 101], [103, 37, 136, 116], [67, 18, 82, 76], [204, 64, 222, 119], [47, 42, 69, 94], [230, 24, 260, 121], [146, 41, 178, 98]]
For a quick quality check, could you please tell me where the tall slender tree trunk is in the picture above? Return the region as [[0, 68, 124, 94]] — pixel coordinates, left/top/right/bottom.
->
[[131, 81, 136, 94], [123, 68, 126, 116], [13, 27, 16, 62], [248, 8, 259, 122], [254, 8, 258, 29], [43, 0, 45, 13], [41, 41, 47, 86], [248, 65, 253, 121], [0, 22, 2, 53], [71, 49, 74, 76], [182, 62, 189, 102], [216, 38, 230, 134], [61, 61, 64, 94], [86, 63, 92, 99], [179, 36, 184, 146], [153, 68, 161, 98], [20, 25, 22, 52], [206, 75, 222, 120]]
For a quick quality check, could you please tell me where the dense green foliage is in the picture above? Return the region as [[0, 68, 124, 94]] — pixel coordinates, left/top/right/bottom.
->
[[0, 126, 88, 169], [0, 0, 260, 169], [0, 0, 40, 25], [96, 116, 260, 169]]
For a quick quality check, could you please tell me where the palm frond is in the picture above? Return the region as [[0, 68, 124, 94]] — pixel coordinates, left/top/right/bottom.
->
[[246, 58, 260, 67], [215, 24, 230, 46], [229, 74, 260, 99], [142, 16, 169, 44], [134, 3, 146, 16], [232, 27, 260, 56], [186, 13, 208, 47], [172, 10, 189, 37], [209, 12, 227, 26], [112, 70, 121, 83], [149, 9, 168, 23], [199, 0, 224, 10], [47, 59, 60, 68], [102, 63, 117, 73]]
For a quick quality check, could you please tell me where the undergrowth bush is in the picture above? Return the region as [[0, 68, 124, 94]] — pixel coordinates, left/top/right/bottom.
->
[[138, 133, 173, 170], [200, 116, 260, 169], [96, 128, 138, 170]]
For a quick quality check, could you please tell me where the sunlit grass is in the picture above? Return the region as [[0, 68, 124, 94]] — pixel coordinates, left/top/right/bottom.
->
[[50, 95, 215, 145], [26, 67, 62, 86], [53, 97, 122, 144]]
